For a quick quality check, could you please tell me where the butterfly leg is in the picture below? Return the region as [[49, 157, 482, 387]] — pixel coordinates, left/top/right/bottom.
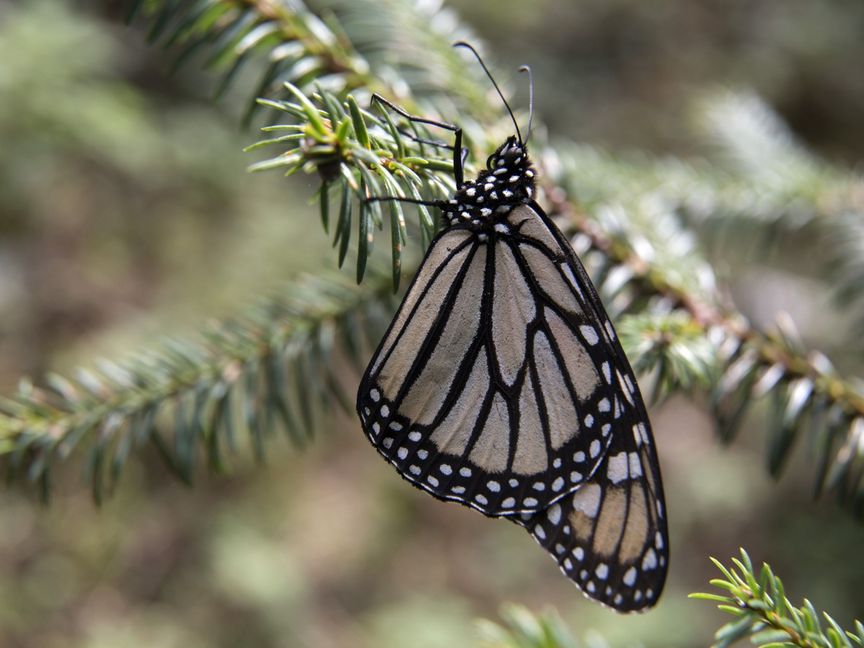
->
[[370, 94, 466, 185]]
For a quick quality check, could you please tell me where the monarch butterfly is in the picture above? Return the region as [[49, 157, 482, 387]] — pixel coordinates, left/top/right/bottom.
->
[[356, 42, 668, 612]]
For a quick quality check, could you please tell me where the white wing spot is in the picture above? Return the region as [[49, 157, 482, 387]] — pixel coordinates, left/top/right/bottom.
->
[[509, 478, 519, 487], [572, 484, 601, 517], [570, 471, 582, 483], [475, 494, 488, 505], [634, 590, 643, 602], [459, 467, 472, 478], [589, 439, 601, 458], [502, 497, 516, 508], [532, 481, 546, 491], [595, 563, 609, 580], [584, 414, 594, 428], [487, 480, 501, 492], [390, 422, 403, 431], [607, 452, 629, 484], [524, 497, 539, 507], [580, 325, 599, 345], [417, 449, 429, 460], [380, 405, 390, 418], [408, 431, 421, 442], [563, 558, 573, 571], [409, 465, 421, 475], [601, 362, 611, 383], [586, 581, 596, 593], [397, 447, 408, 460], [553, 457, 562, 468], [370, 389, 381, 402], [427, 475, 439, 487], [605, 320, 616, 340], [372, 423, 380, 435], [451, 485, 466, 494], [552, 477, 565, 492], [440, 464, 452, 475], [574, 451, 586, 463], [573, 547, 585, 561], [494, 223, 509, 234], [555, 544, 565, 555], [546, 504, 562, 525], [598, 398, 611, 412], [601, 423, 611, 437], [364, 407, 371, 417], [628, 452, 643, 477], [642, 548, 658, 571], [655, 532, 664, 549], [535, 525, 546, 540]]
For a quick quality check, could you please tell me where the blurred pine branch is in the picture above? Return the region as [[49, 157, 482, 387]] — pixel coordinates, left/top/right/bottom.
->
[[0, 272, 394, 503], [476, 604, 587, 648], [0, 0, 862, 522]]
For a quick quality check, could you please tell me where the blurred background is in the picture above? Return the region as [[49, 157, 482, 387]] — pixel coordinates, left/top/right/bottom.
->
[[0, 0, 862, 646]]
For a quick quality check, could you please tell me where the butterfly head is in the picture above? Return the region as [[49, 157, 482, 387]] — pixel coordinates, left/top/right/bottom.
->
[[446, 137, 535, 227]]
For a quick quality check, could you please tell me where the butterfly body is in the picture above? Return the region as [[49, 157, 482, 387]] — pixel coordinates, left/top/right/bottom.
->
[[357, 76, 668, 611]]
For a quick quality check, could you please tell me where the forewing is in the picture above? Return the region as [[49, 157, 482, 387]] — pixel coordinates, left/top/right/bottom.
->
[[358, 203, 646, 517]]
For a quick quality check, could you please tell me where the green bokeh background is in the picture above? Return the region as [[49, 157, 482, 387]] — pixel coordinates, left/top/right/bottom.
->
[[0, 1, 862, 646]]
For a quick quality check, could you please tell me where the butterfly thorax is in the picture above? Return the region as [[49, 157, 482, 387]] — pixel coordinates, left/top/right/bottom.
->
[[442, 136, 535, 230]]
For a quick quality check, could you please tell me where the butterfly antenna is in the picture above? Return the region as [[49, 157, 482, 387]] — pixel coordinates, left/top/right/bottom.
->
[[519, 65, 534, 142], [453, 41, 522, 143]]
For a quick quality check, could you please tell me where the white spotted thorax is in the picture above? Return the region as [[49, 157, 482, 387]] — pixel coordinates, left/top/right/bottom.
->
[[442, 136, 535, 231], [357, 129, 668, 613]]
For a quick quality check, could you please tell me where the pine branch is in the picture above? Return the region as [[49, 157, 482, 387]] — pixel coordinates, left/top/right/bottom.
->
[[0, 272, 393, 503], [477, 550, 864, 648], [691, 548, 864, 648], [127, 1, 864, 514], [127, 0, 372, 123]]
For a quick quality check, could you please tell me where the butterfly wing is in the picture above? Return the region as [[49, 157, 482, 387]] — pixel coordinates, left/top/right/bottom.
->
[[507, 202, 669, 611], [357, 203, 651, 518], [513, 414, 668, 612]]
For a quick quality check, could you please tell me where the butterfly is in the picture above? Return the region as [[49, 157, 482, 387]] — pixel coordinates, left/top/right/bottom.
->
[[356, 42, 668, 612]]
